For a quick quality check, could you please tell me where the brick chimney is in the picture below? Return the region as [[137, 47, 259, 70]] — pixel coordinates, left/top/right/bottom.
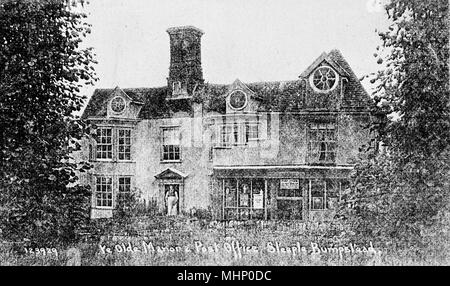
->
[[167, 26, 204, 98]]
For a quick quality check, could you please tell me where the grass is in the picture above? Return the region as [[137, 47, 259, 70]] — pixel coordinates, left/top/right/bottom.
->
[[0, 216, 448, 266]]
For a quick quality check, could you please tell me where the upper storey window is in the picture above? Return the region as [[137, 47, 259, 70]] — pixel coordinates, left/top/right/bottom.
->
[[162, 127, 181, 161], [245, 122, 258, 142], [118, 129, 131, 161], [94, 127, 132, 161], [220, 125, 234, 148], [96, 128, 113, 160], [310, 66, 338, 93], [217, 121, 260, 147], [308, 123, 336, 164]]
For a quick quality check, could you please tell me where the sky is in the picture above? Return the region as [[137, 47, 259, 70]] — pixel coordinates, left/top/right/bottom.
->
[[80, 0, 390, 107]]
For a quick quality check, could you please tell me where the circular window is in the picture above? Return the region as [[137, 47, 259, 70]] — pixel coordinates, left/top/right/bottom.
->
[[311, 66, 338, 92], [229, 90, 248, 110], [111, 96, 126, 113]]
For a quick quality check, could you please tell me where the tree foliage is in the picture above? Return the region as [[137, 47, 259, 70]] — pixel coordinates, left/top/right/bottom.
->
[[340, 0, 450, 248], [0, 0, 97, 246]]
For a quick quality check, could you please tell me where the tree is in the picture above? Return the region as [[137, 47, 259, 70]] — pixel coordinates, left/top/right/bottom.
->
[[340, 0, 450, 249], [0, 0, 97, 246]]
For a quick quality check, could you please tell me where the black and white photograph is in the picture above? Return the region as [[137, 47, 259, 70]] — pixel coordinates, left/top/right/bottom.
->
[[0, 0, 448, 271]]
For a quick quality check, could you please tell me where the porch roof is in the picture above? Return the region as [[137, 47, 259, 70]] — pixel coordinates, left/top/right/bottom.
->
[[155, 167, 188, 179]]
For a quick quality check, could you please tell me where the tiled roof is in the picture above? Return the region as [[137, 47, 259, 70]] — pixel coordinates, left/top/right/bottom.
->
[[326, 49, 371, 109], [81, 49, 371, 119]]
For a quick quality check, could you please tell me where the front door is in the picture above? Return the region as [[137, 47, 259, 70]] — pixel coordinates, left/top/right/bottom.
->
[[164, 184, 180, 215], [276, 179, 303, 220]]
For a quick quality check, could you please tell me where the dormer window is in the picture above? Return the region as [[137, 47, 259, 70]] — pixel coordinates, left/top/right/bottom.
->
[[310, 66, 338, 93], [111, 96, 126, 113], [229, 90, 247, 110]]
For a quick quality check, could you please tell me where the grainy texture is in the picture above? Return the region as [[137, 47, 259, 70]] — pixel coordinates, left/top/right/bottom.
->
[[0, 0, 448, 268]]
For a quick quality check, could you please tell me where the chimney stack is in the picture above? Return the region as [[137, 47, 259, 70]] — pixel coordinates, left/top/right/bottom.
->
[[167, 26, 204, 98]]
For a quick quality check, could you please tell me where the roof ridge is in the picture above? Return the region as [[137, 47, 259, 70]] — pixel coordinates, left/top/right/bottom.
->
[[122, 86, 167, 90], [245, 79, 300, 85]]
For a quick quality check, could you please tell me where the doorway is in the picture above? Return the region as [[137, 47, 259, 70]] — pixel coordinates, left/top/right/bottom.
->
[[277, 199, 303, 220], [164, 184, 180, 216]]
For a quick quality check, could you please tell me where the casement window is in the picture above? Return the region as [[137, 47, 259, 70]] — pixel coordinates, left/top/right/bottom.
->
[[95, 176, 113, 208], [245, 122, 259, 142], [233, 122, 239, 144], [118, 129, 131, 161], [96, 128, 113, 160], [217, 121, 260, 147], [219, 125, 234, 147], [308, 123, 336, 164], [162, 127, 181, 161]]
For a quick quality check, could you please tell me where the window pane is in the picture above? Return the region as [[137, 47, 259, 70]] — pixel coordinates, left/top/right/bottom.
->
[[308, 123, 336, 164], [326, 179, 339, 209], [245, 122, 259, 143], [162, 127, 180, 161], [224, 178, 237, 209], [96, 128, 113, 159], [95, 175, 113, 207], [118, 129, 131, 161]]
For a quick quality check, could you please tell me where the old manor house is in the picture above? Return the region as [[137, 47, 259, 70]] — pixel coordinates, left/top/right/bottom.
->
[[79, 26, 373, 221]]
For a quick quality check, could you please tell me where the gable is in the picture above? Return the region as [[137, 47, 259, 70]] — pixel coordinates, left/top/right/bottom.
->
[[155, 168, 188, 180], [82, 87, 169, 120], [223, 79, 262, 114], [326, 49, 371, 109], [300, 53, 349, 79], [299, 49, 372, 111], [104, 87, 145, 119]]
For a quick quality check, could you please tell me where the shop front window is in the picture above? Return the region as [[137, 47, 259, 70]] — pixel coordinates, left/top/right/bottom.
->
[[309, 179, 343, 211], [251, 179, 265, 219], [326, 179, 339, 209], [224, 178, 238, 220], [223, 178, 266, 220]]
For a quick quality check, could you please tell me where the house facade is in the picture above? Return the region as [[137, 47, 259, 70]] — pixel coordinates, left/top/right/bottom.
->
[[79, 26, 373, 221]]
